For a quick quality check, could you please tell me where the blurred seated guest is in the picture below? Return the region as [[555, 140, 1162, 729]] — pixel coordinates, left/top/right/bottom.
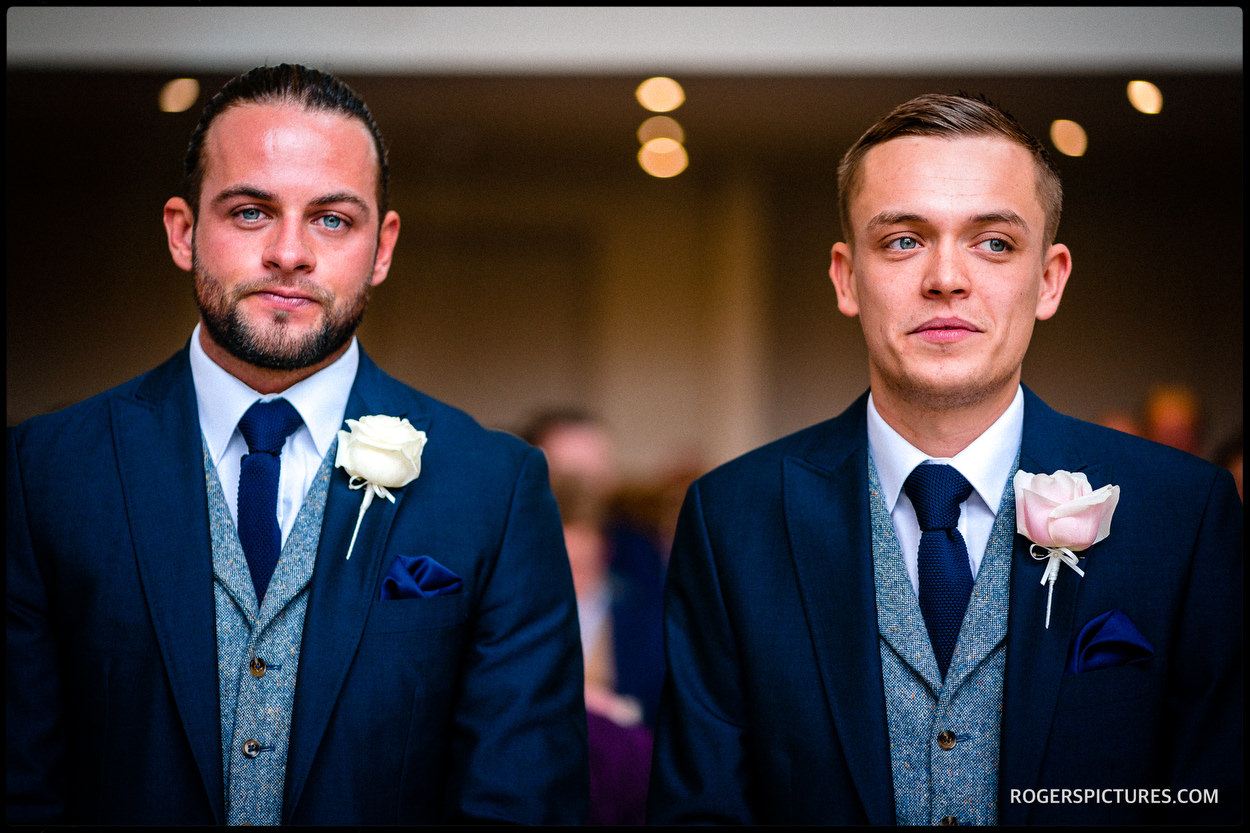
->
[[523, 409, 666, 729], [1142, 383, 1205, 457]]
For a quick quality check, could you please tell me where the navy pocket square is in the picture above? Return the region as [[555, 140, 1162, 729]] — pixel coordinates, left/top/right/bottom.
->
[[381, 554, 463, 600], [1065, 608, 1154, 675]]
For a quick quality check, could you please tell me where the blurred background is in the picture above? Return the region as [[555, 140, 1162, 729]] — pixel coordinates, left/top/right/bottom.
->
[[7, 8, 1243, 487]]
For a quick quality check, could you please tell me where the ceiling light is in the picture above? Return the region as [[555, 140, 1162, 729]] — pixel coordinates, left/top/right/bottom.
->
[[1050, 119, 1088, 157], [637, 115, 685, 145], [159, 78, 200, 113], [638, 137, 688, 178], [636, 77, 685, 113], [1127, 80, 1163, 114]]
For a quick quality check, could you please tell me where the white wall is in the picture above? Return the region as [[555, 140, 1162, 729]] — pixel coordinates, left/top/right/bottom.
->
[[8, 7, 1242, 73]]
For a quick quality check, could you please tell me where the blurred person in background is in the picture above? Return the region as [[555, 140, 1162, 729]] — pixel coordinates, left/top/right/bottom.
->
[[524, 410, 667, 728], [524, 409, 667, 825]]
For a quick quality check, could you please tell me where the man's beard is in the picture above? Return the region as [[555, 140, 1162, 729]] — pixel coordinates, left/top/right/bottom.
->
[[192, 250, 371, 371]]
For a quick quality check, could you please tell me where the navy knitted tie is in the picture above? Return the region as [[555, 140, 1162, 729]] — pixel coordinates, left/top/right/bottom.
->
[[237, 398, 303, 603], [905, 463, 974, 680]]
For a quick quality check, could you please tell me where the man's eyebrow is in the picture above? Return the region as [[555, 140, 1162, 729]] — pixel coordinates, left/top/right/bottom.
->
[[969, 210, 1030, 231], [210, 185, 276, 207], [865, 211, 925, 230], [309, 191, 372, 217], [210, 186, 372, 217], [864, 209, 1031, 232]]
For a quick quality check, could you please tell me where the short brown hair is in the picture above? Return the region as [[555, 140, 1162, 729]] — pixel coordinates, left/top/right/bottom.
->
[[837, 93, 1063, 247], [183, 64, 389, 218]]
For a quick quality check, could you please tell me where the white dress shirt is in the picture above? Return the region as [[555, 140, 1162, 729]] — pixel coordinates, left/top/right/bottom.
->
[[189, 323, 358, 546], [866, 386, 1024, 597]]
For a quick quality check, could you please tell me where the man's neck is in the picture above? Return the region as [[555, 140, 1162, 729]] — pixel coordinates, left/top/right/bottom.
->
[[197, 324, 349, 395], [870, 381, 1019, 459]]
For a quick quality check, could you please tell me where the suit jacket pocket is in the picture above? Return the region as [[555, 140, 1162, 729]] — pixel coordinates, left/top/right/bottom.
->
[[1054, 662, 1155, 710], [365, 593, 468, 634]]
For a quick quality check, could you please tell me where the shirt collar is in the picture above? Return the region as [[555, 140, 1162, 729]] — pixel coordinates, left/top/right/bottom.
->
[[189, 322, 359, 466], [867, 385, 1024, 514]]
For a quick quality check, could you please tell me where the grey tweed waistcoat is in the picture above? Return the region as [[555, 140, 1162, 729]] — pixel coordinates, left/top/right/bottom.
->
[[202, 437, 336, 826], [868, 454, 1018, 825]]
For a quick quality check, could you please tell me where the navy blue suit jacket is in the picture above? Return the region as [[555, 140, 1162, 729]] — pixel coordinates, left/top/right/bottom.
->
[[648, 387, 1242, 824], [7, 347, 589, 825]]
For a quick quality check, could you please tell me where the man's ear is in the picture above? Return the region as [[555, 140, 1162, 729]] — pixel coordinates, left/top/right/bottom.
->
[[1035, 242, 1072, 321], [370, 210, 401, 287], [829, 241, 860, 318], [163, 197, 195, 272]]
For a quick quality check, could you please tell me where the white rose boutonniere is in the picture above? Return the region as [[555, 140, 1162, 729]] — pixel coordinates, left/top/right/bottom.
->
[[1014, 469, 1120, 628], [335, 415, 427, 560]]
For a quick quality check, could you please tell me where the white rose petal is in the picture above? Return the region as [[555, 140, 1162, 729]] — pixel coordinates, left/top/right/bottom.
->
[[335, 415, 427, 559]]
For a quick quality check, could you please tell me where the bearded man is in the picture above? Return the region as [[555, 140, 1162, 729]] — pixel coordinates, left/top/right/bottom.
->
[[7, 64, 587, 825]]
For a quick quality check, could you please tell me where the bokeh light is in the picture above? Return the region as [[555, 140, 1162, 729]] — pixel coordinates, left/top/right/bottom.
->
[[635, 77, 685, 113], [159, 78, 200, 113], [1050, 119, 1088, 157], [1127, 80, 1163, 114], [638, 137, 689, 178], [637, 115, 685, 145]]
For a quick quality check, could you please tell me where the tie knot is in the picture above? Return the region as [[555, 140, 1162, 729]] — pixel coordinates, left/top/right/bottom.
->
[[904, 463, 973, 531], [238, 398, 303, 455]]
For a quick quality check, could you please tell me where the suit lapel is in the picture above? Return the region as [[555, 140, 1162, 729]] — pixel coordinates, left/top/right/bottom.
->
[[999, 387, 1113, 822], [112, 351, 225, 824], [283, 353, 429, 819], [783, 402, 894, 824]]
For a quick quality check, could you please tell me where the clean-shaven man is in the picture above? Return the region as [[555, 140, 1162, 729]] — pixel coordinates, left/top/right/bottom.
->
[[647, 93, 1241, 825]]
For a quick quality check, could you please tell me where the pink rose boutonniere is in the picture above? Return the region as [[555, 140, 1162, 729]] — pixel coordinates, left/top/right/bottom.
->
[[1014, 469, 1120, 628]]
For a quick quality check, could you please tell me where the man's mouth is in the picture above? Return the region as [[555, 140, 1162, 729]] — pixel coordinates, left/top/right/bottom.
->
[[911, 317, 980, 343], [252, 289, 316, 311]]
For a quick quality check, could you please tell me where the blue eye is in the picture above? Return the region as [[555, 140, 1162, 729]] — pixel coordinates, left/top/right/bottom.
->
[[320, 215, 345, 230], [238, 208, 262, 221], [889, 236, 919, 250], [979, 238, 1010, 253]]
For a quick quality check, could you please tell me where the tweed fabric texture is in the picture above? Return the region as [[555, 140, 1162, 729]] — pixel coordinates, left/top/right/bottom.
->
[[869, 453, 1018, 825], [905, 463, 975, 679], [204, 437, 336, 826]]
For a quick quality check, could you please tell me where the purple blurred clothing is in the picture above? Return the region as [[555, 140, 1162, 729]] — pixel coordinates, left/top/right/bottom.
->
[[588, 711, 653, 825]]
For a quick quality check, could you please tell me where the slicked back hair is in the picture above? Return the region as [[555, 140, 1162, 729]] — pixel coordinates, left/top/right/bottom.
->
[[837, 93, 1063, 247], [182, 63, 389, 219]]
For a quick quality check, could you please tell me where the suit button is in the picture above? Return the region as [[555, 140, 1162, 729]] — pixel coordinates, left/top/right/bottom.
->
[[242, 739, 262, 758], [937, 730, 957, 750], [249, 656, 267, 677], [939, 815, 959, 825]]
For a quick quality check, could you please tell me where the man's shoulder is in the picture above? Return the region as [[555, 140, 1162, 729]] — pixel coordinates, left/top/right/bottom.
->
[[9, 351, 189, 445], [695, 394, 868, 493], [360, 359, 535, 467], [1025, 389, 1230, 490]]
